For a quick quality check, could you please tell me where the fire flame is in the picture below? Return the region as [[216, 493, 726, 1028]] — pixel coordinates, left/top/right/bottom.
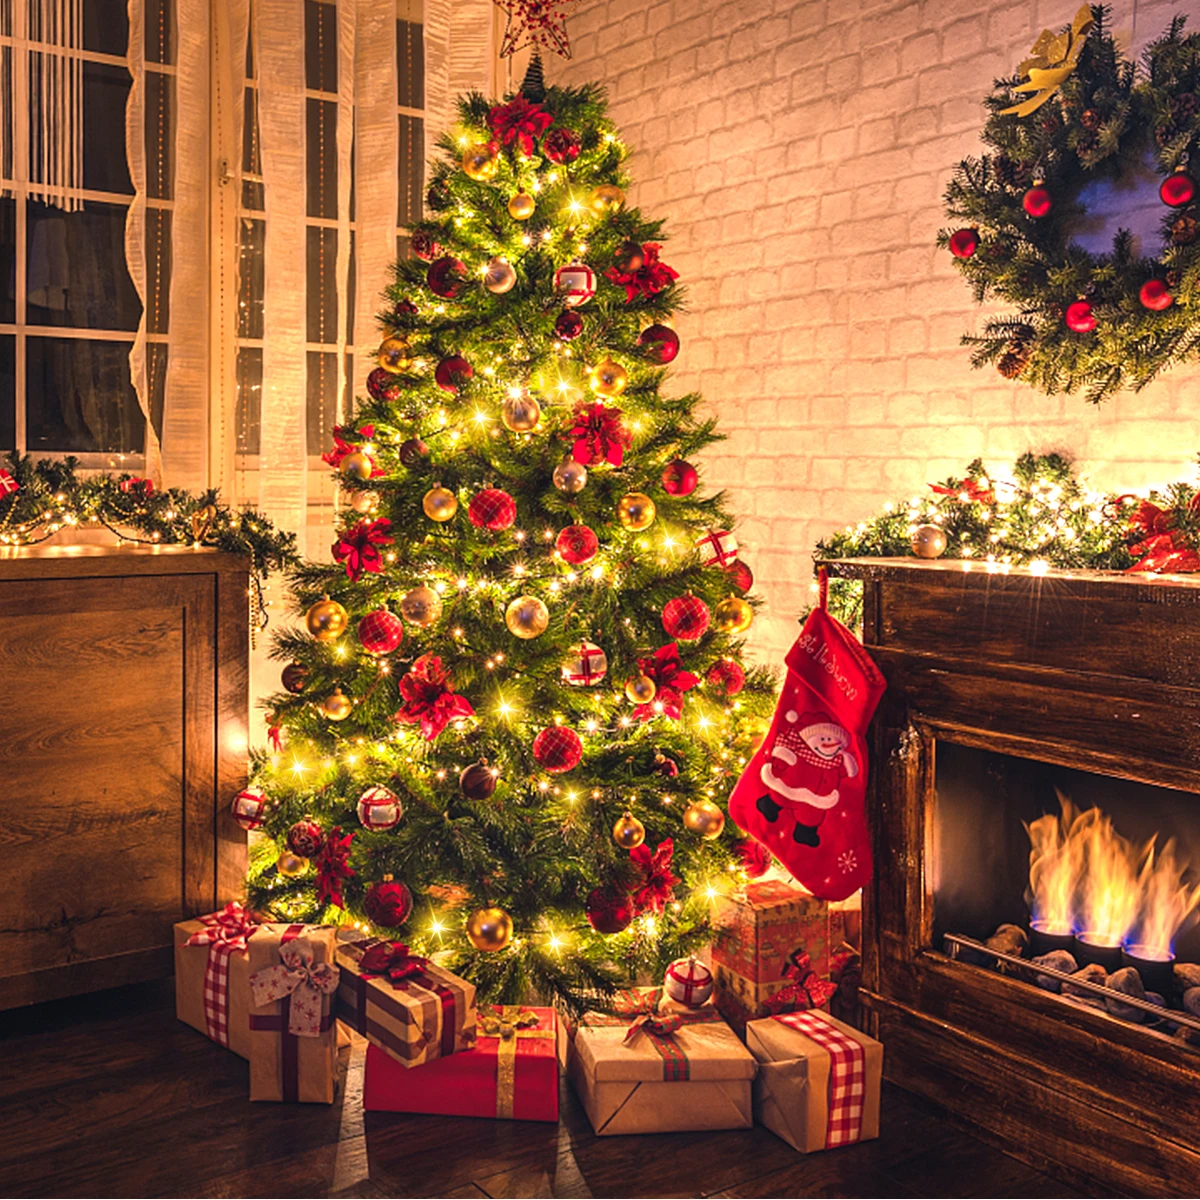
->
[[1026, 792, 1200, 957]]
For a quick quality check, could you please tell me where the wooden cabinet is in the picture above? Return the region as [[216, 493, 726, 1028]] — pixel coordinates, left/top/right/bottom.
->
[[0, 545, 249, 1008]]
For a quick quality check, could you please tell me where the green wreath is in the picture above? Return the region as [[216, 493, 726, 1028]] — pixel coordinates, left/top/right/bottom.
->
[[940, 5, 1200, 403]]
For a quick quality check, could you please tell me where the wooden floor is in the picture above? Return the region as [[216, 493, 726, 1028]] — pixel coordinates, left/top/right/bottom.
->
[[0, 980, 1095, 1199]]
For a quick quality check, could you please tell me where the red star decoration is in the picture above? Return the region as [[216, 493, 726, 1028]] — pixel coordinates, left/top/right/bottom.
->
[[494, 0, 581, 58]]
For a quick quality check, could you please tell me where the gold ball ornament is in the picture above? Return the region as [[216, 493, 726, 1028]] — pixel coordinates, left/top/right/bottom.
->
[[377, 336, 414, 373], [505, 594, 549, 639], [590, 183, 626, 214], [910, 524, 947, 559], [305, 595, 349, 642], [484, 257, 517, 295], [617, 492, 656, 531], [321, 687, 353, 721], [508, 191, 536, 220], [350, 489, 379, 514], [612, 810, 646, 849], [501, 390, 541, 432], [276, 851, 309, 878], [625, 673, 657, 704], [588, 356, 628, 397], [683, 798, 726, 840], [339, 450, 373, 481], [553, 457, 588, 494], [714, 594, 754, 635], [400, 585, 442, 628], [462, 142, 499, 182], [465, 906, 513, 952], [423, 484, 458, 522]]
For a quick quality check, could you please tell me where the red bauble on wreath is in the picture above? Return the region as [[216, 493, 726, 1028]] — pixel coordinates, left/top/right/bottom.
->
[[287, 819, 325, 858], [638, 323, 680, 363], [366, 367, 405, 403], [585, 885, 634, 934], [364, 876, 413, 927], [1160, 170, 1196, 208], [1065, 299, 1096, 333], [662, 593, 710, 641], [707, 657, 746, 696], [532, 725, 583, 773], [435, 355, 473, 395], [554, 309, 584, 340], [1022, 185, 1052, 218], [426, 256, 468, 299], [948, 228, 979, 258], [724, 558, 754, 592], [661, 458, 698, 496], [556, 523, 599, 565], [1139, 279, 1174, 311], [358, 608, 404, 655], [468, 488, 517, 531]]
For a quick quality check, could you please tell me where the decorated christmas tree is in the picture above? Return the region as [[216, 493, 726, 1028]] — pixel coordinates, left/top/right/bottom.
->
[[239, 62, 776, 1011]]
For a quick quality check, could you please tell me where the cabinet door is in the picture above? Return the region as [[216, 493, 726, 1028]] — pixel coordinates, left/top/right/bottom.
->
[[0, 572, 217, 1006]]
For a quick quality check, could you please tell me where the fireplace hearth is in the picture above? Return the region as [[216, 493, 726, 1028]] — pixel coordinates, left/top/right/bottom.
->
[[832, 558, 1200, 1195]]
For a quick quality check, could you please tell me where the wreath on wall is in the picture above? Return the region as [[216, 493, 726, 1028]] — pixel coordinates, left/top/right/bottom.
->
[[940, 5, 1200, 403]]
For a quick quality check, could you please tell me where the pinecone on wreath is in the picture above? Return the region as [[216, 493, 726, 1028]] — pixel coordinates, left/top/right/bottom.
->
[[1171, 92, 1199, 126], [997, 326, 1034, 380], [1172, 215, 1197, 246], [993, 156, 1029, 189], [1080, 108, 1101, 130]]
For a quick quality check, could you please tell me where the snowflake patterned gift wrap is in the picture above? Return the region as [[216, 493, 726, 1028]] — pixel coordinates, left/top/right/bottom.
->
[[746, 1010, 882, 1153]]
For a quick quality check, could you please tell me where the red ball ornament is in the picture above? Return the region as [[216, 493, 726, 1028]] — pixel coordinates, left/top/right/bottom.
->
[[556, 523, 599, 565], [358, 608, 404, 655], [287, 818, 324, 858], [724, 558, 754, 592], [281, 662, 309, 694], [948, 228, 979, 258], [364, 876, 413, 927], [1065, 299, 1096, 333], [532, 725, 583, 773], [1023, 185, 1052, 218], [468, 488, 517, 531], [662, 594, 711, 641], [1139, 279, 1174, 311], [639, 323, 680, 364], [554, 309, 584, 340], [707, 657, 746, 697], [543, 127, 580, 164], [662, 458, 699, 497], [426, 256, 468, 299], [1160, 171, 1196, 208], [409, 229, 442, 262], [435, 355, 473, 395], [585, 886, 634, 934], [231, 787, 267, 831], [367, 367, 405, 403]]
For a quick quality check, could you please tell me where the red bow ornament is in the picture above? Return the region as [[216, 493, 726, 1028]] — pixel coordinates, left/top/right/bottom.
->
[[315, 826, 355, 908], [395, 653, 476, 741], [119, 476, 155, 495], [358, 940, 430, 985], [1125, 497, 1200, 573], [487, 97, 553, 157], [569, 401, 631, 468], [631, 642, 699, 721], [763, 949, 838, 1015], [0, 469, 18, 496], [629, 838, 677, 914], [333, 518, 393, 582], [249, 937, 340, 1037], [322, 424, 380, 472], [604, 243, 679, 302], [185, 901, 259, 952], [267, 724, 283, 753], [929, 476, 994, 505], [623, 1008, 684, 1046]]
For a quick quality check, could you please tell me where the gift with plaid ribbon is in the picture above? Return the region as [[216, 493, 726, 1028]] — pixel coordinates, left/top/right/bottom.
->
[[363, 1004, 558, 1122], [746, 1009, 882, 1153], [247, 923, 341, 1103], [174, 903, 260, 1059], [335, 933, 475, 1069], [566, 986, 756, 1136]]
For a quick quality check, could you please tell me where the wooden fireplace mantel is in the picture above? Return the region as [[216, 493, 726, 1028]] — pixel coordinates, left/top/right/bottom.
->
[[827, 558, 1200, 1196]]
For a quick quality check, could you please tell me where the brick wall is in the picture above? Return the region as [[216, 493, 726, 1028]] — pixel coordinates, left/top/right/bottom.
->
[[549, 0, 1199, 661]]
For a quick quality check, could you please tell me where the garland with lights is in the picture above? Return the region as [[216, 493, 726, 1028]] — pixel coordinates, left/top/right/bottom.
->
[[814, 451, 1200, 629], [940, 6, 1200, 403], [243, 74, 778, 1013]]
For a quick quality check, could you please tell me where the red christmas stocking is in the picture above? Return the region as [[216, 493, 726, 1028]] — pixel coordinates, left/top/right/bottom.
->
[[729, 577, 886, 900]]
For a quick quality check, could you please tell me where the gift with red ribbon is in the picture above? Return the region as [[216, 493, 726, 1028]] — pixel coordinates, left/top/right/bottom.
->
[[174, 903, 261, 1059], [335, 934, 475, 1069]]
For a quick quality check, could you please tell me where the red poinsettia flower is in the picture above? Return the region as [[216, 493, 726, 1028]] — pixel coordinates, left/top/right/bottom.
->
[[569, 401, 631, 467], [315, 826, 355, 908], [632, 642, 700, 721], [629, 838, 677, 914], [1124, 496, 1200, 573], [604, 243, 679, 302], [321, 423, 380, 473], [395, 653, 476, 741], [487, 96, 553, 157], [333, 518, 393, 582]]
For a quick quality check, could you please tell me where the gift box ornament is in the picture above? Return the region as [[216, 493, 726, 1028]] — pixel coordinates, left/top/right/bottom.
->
[[336, 935, 475, 1068], [174, 902, 260, 1060], [247, 924, 340, 1103], [747, 1010, 882, 1153], [363, 1004, 558, 1122], [568, 987, 756, 1135]]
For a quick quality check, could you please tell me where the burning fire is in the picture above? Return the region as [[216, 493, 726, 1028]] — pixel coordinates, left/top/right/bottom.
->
[[1026, 793, 1200, 958]]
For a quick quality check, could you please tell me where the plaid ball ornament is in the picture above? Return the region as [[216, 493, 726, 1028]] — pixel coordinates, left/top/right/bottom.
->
[[662, 594, 710, 642], [231, 787, 267, 831], [561, 639, 607, 686], [556, 523, 599, 565], [468, 488, 517, 531], [356, 785, 403, 831], [532, 725, 583, 773], [663, 955, 714, 1008], [358, 608, 404, 655], [696, 528, 738, 568]]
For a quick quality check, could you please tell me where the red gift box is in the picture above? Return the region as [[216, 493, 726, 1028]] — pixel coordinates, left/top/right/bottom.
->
[[363, 1004, 558, 1122]]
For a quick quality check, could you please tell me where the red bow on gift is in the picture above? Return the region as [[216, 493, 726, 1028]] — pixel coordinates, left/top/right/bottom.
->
[[185, 901, 259, 950], [358, 940, 430, 984], [604, 243, 678, 302], [629, 838, 677, 914], [333, 518, 394, 582], [1125, 497, 1200, 573], [929, 477, 994, 505], [631, 642, 699, 722], [322, 424, 380, 472], [623, 1008, 684, 1045], [763, 949, 838, 1015], [487, 97, 553, 156], [315, 827, 355, 908], [569, 401, 631, 468], [395, 653, 476, 742]]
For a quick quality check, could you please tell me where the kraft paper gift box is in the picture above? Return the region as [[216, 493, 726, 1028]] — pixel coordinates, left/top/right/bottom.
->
[[567, 988, 756, 1136], [247, 923, 341, 1103], [335, 934, 475, 1068], [747, 1010, 882, 1153], [363, 1004, 558, 1121]]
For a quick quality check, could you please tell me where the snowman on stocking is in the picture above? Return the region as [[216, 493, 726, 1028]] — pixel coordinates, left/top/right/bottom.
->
[[729, 575, 886, 901]]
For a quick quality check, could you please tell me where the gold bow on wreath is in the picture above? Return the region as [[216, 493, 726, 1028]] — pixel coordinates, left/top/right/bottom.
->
[[1000, 5, 1094, 117]]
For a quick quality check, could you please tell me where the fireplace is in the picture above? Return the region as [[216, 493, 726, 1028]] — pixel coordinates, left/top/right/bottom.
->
[[832, 558, 1200, 1195]]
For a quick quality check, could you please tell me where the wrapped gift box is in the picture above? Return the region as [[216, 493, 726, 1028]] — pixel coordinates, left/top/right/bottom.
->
[[247, 923, 341, 1103], [363, 1004, 558, 1121], [567, 988, 756, 1135], [336, 934, 475, 1068], [747, 1010, 882, 1153]]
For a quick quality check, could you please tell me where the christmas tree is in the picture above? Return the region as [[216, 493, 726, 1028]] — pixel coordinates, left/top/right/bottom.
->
[[241, 65, 776, 1011]]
